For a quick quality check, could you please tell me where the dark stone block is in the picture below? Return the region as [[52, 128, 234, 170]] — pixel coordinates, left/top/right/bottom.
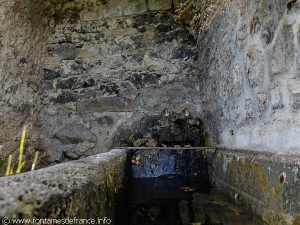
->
[[171, 47, 194, 59], [43, 68, 60, 80], [99, 83, 119, 95], [131, 35, 144, 49], [62, 142, 95, 159], [142, 73, 161, 85], [154, 32, 175, 44], [57, 78, 96, 90], [54, 123, 96, 144], [94, 32, 105, 40], [57, 77, 78, 89], [97, 116, 114, 125], [52, 92, 78, 104], [126, 72, 162, 89], [149, 51, 161, 58], [82, 79, 96, 88], [134, 115, 160, 138], [132, 12, 163, 28], [182, 34, 197, 45], [77, 97, 132, 113], [53, 43, 78, 60], [155, 23, 172, 33], [169, 28, 196, 45], [70, 60, 93, 72]]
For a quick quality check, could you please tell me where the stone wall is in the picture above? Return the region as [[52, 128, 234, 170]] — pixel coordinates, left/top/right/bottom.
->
[[2, 0, 299, 167], [39, 0, 204, 163], [198, 0, 300, 152]]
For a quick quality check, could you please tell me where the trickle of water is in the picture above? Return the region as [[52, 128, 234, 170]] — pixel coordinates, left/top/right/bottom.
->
[[116, 176, 266, 225]]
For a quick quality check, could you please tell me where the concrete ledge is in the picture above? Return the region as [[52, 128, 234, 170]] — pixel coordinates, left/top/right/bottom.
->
[[0, 149, 127, 220]]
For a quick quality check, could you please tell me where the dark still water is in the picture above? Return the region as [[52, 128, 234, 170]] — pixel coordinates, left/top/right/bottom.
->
[[115, 176, 266, 225]]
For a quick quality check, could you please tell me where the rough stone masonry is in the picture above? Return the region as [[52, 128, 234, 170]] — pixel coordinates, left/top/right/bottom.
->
[[39, 0, 204, 164], [0, 0, 205, 167], [1, 0, 300, 168]]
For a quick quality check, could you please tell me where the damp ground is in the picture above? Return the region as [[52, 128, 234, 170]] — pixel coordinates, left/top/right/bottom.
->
[[115, 176, 266, 225]]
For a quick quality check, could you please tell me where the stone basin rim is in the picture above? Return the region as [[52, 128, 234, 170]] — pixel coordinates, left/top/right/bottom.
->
[[117, 146, 216, 150]]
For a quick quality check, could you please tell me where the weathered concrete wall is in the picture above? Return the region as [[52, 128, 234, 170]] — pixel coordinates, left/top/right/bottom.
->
[[39, 0, 204, 164], [210, 148, 300, 225], [198, 0, 300, 152], [0, 149, 127, 221]]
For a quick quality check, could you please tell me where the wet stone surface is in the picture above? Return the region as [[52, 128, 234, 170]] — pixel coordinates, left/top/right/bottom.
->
[[128, 148, 213, 178]]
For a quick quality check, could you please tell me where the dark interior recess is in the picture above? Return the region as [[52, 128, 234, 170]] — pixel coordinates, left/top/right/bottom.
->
[[115, 149, 265, 225]]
